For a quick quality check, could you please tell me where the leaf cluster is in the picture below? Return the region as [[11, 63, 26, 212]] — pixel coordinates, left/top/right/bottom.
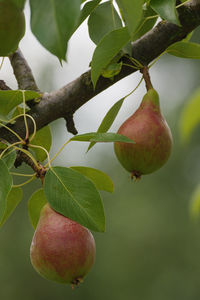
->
[[0, 89, 134, 232], [0, 0, 200, 231]]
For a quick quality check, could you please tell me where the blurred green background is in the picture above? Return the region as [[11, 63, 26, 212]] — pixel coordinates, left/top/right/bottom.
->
[[0, 6, 200, 300]]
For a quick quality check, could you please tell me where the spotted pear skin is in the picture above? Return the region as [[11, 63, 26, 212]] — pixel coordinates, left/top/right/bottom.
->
[[30, 204, 96, 285], [114, 89, 173, 178]]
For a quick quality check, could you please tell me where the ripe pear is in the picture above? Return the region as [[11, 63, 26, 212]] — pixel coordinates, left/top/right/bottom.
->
[[30, 203, 96, 285], [0, 1, 25, 56], [114, 89, 173, 178]]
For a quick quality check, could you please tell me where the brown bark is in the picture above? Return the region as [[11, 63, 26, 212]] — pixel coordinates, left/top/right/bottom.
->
[[0, 0, 200, 144]]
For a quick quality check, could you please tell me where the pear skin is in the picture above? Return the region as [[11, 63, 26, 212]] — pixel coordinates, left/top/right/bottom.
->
[[114, 89, 173, 178], [30, 204, 96, 285]]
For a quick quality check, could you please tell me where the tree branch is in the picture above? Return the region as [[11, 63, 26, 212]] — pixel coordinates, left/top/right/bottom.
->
[[0, 80, 11, 90], [9, 49, 40, 92], [1, 0, 200, 144]]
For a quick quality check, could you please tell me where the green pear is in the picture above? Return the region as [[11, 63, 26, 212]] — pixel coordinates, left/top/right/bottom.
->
[[114, 89, 173, 178], [0, 1, 25, 56], [30, 203, 96, 285]]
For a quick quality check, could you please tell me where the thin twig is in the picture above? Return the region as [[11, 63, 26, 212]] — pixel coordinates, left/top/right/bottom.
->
[[141, 66, 153, 91]]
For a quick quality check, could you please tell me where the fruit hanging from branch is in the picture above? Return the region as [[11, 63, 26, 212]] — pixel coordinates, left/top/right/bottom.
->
[[114, 68, 173, 179], [30, 203, 96, 286]]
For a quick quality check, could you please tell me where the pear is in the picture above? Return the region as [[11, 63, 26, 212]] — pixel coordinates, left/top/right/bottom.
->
[[114, 89, 173, 178], [0, 1, 25, 56], [30, 203, 96, 285]]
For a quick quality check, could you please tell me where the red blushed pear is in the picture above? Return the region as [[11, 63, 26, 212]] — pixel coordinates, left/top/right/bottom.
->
[[30, 204, 96, 286], [114, 89, 173, 179]]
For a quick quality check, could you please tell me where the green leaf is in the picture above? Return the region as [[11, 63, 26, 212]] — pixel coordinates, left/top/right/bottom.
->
[[0, 142, 7, 150], [132, 4, 157, 41], [150, 0, 180, 25], [88, 97, 125, 151], [0, 1, 25, 56], [0, 187, 23, 227], [11, 106, 29, 119], [116, 0, 143, 39], [190, 185, 200, 220], [11, 0, 26, 9], [70, 132, 135, 143], [91, 27, 130, 87], [44, 167, 105, 232], [68, 0, 102, 40], [30, 126, 52, 162], [179, 88, 200, 143], [30, 0, 81, 60], [0, 90, 40, 116], [78, 0, 101, 28], [0, 115, 10, 123], [183, 31, 193, 42], [101, 61, 123, 78], [70, 166, 114, 193], [88, 1, 122, 45], [0, 159, 12, 223], [2, 150, 16, 169], [167, 42, 200, 59], [28, 188, 47, 229]]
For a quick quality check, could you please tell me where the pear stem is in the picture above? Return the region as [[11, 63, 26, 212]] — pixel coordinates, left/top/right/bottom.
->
[[141, 66, 153, 91]]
